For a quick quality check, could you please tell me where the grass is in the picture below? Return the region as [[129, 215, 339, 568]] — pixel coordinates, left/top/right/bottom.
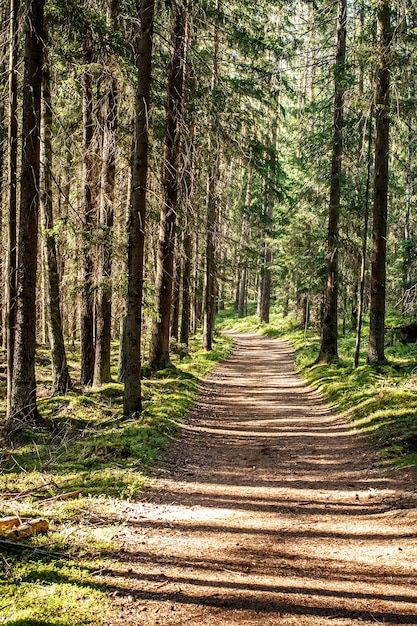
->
[[0, 332, 233, 625], [217, 304, 417, 471]]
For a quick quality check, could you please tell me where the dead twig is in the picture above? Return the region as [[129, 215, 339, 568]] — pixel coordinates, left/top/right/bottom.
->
[[38, 490, 82, 506], [0, 538, 69, 558]]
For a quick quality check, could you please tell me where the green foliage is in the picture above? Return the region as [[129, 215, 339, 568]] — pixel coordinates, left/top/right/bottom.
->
[[0, 334, 232, 624]]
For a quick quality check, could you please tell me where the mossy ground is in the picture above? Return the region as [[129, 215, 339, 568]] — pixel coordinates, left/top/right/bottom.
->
[[0, 333, 233, 625]]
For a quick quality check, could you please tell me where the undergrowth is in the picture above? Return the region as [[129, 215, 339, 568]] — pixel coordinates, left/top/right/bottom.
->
[[217, 305, 417, 471], [0, 333, 233, 625]]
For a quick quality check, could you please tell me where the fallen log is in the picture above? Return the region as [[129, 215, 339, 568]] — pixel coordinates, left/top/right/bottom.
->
[[6, 518, 49, 540]]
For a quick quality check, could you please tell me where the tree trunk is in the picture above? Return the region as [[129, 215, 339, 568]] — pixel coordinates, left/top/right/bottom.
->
[[6, 0, 19, 419], [259, 127, 276, 324], [354, 112, 373, 368], [367, 1, 391, 366], [123, 0, 155, 415], [40, 58, 71, 394], [180, 229, 192, 345], [94, 0, 119, 386], [170, 255, 180, 341], [0, 58, 5, 348], [80, 33, 95, 386], [8, 0, 44, 427], [237, 173, 251, 320], [318, 0, 346, 363], [203, 6, 220, 352], [149, 0, 186, 369]]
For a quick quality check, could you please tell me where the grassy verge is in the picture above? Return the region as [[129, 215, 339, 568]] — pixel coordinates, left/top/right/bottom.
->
[[217, 306, 417, 471], [0, 333, 233, 625]]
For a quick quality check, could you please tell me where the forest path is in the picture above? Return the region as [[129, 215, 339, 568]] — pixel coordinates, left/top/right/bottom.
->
[[106, 333, 417, 625]]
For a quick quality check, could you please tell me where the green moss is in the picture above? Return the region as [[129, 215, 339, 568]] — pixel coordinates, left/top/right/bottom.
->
[[0, 331, 232, 625]]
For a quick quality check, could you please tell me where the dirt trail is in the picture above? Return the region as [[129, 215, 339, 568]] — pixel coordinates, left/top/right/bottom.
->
[[106, 333, 417, 625]]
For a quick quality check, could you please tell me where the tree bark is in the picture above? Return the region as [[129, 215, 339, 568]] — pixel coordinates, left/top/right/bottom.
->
[[40, 59, 71, 394], [354, 110, 373, 368], [318, 0, 346, 363], [123, 0, 155, 415], [149, 0, 186, 369], [367, 1, 391, 365], [80, 33, 95, 386], [8, 0, 44, 426], [170, 254, 180, 341], [6, 0, 19, 418], [0, 58, 5, 348], [203, 4, 220, 351], [94, 0, 119, 386]]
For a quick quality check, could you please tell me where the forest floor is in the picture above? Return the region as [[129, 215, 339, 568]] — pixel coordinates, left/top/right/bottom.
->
[[104, 332, 417, 625]]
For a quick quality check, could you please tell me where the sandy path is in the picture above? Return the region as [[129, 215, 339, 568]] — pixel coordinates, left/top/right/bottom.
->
[[106, 333, 417, 625]]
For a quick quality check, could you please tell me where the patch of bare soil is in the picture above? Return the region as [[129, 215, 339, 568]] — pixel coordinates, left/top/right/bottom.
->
[[103, 333, 417, 625]]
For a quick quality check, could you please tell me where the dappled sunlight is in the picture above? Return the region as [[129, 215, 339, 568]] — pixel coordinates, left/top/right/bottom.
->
[[104, 334, 417, 626]]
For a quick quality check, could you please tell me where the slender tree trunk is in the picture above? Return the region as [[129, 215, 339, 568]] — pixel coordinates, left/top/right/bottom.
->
[[149, 0, 186, 369], [40, 59, 71, 393], [179, 127, 194, 347], [170, 255, 180, 341], [259, 127, 277, 324], [123, 0, 155, 415], [192, 235, 203, 333], [237, 173, 251, 320], [318, 0, 346, 363], [0, 58, 5, 348], [6, 0, 19, 418], [203, 146, 218, 349], [203, 6, 220, 351], [180, 229, 192, 345], [94, 0, 119, 386], [354, 111, 373, 368], [8, 0, 44, 427], [80, 34, 95, 386], [367, 1, 391, 365]]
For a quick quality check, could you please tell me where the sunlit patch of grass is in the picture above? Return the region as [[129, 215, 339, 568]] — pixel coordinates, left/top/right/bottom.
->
[[0, 331, 232, 625], [0, 560, 107, 625]]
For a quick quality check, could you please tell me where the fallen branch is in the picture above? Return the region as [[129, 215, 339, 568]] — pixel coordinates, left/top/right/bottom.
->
[[38, 490, 82, 506], [0, 482, 56, 501], [0, 537, 68, 558]]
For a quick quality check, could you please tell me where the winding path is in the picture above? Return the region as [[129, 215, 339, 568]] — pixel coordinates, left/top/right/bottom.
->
[[107, 333, 417, 625]]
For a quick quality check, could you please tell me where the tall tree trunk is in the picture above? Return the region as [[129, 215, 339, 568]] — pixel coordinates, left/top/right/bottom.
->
[[149, 0, 186, 369], [123, 0, 155, 415], [94, 0, 119, 386], [180, 229, 192, 345], [179, 126, 194, 347], [80, 33, 95, 386], [203, 5, 220, 351], [318, 0, 346, 363], [40, 59, 71, 394], [203, 145, 218, 349], [8, 0, 44, 427], [259, 127, 277, 324], [367, 1, 391, 365], [0, 58, 5, 348], [237, 172, 251, 320], [354, 110, 373, 368], [170, 255, 180, 341], [6, 0, 19, 418]]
